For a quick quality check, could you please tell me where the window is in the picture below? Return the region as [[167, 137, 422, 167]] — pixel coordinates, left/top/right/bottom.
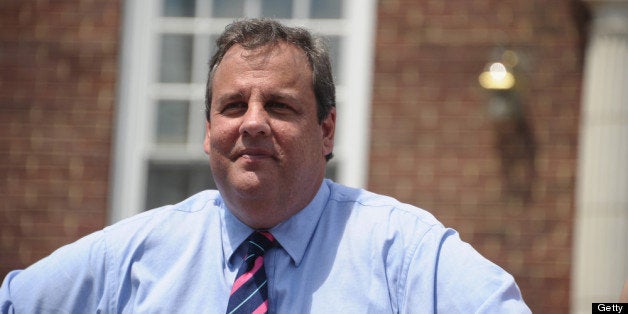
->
[[110, 0, 376, 222]]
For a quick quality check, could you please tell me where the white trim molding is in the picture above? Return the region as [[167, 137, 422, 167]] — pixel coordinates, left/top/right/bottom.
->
[[572, 1, 628, 312]]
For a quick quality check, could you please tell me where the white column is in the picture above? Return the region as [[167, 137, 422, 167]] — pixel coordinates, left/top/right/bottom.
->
[[572, 1, 628, 313]]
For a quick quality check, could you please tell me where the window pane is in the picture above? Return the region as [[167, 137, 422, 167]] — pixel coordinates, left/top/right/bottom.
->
[[310, 0, 342, 19], [209, 34, 219, 59], [325, 161, 337, 181], [156, 100, 189, 144], [159, 34, 193, 83], [145, 162, 215, 209], [261, 0, 293, 18], [212, 0, 244, 17], [162, 0, 196, 17], [325, 35, 342, 84]]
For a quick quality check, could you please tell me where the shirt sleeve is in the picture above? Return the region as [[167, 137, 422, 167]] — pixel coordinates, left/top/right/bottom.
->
[[0, 230, 109, 313], [402, 227, 532, 313]]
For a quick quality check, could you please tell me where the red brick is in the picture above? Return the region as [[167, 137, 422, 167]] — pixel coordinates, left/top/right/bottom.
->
[[371, 1, 584, 311]]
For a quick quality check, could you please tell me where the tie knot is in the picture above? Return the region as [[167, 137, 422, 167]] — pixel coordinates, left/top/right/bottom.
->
[[246, 231, 277, 257]]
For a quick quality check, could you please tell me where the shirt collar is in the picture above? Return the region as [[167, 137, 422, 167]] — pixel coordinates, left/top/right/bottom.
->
[[220, 180, 331, 267], [270, 180, 330, 266], [221, 203, 254, 268]]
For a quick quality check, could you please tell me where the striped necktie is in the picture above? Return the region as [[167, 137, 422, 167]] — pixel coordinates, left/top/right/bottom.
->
[[226, 231, 278, 314]]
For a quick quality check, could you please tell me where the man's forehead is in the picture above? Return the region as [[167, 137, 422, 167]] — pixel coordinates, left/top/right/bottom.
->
[[211, 41, 315, 102], [221, 42, 310, 68]]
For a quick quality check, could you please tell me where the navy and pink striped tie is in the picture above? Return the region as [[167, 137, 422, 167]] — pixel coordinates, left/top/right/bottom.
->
[[226, 231, 278, 314]]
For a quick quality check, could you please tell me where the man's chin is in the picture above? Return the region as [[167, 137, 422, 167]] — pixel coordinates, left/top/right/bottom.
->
[[228, 172, 274, 196]]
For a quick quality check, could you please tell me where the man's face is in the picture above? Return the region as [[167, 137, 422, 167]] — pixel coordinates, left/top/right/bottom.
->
[[204, 42, 335, 227]]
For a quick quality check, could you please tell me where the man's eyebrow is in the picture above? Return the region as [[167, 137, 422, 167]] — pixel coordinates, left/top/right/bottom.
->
[[214, 90, 302, 106], [261, 91, 300, 103], [214, 92, 245, 105]]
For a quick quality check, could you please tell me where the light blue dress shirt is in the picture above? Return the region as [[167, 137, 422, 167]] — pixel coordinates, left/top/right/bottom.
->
[[1, 179, 530, 313]]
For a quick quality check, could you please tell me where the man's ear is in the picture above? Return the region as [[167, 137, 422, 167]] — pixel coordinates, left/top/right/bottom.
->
[[203, 121, 211, 155], [321, 108, 336, 157]]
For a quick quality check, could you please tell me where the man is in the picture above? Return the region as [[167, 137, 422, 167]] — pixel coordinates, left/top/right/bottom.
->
[[1, 19, 530, 313]]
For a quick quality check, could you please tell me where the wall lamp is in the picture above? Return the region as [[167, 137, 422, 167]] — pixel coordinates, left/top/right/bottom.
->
[[478, 61, 515, 90], [478, 50, 521, 121], [478, 49, 536, 202]]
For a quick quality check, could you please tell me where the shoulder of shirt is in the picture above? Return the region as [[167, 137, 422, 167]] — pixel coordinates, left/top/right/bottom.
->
[[325, 180, 444, 230], [100, 190, 223, 241]]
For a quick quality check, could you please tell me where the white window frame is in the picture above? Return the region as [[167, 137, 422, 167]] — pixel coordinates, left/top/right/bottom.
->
[[109, 0, 376, 223]]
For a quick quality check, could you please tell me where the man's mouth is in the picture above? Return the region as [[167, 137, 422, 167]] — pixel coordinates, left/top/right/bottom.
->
[[235, 148, 276, 161]]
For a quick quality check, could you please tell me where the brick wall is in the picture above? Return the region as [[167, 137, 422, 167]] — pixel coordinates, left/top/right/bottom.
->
[[370, 0, 587, 312], [0, 0, 119, 276]]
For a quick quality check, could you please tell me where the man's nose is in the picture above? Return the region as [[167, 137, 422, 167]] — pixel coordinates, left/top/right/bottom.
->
[[239, 104, 271, 137]]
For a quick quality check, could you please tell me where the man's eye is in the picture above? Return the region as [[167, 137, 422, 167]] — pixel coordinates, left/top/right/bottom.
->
[[221, 102, 246, 114], [267, 102, 291, 111]]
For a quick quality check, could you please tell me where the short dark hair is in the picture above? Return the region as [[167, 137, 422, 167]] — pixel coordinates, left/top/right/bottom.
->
[[205, 18, 336, 125]]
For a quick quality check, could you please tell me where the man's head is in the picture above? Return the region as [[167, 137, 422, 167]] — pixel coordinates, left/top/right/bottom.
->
[[205, 19, 336, 132], [203, 19, 336, 229]]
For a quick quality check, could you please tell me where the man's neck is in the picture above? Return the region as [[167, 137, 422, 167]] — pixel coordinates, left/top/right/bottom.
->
[[224, 179, 323, 229]]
